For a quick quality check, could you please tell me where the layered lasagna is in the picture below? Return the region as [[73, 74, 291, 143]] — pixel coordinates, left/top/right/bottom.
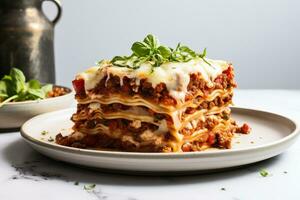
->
[[56, 35, 250, 152]]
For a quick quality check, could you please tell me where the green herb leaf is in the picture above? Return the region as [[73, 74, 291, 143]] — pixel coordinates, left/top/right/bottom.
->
[[106, 34, 210, 70], [10, 68, 26, 94], [2, 75, 15, 96], [27, 88, 45, 99], [143, 34, 159, 49], [200, 48, 207, 58], [0, 81, 8, 99], [259, 169, 269, 177], [131, 42, 150, 57], [0, 68, 54, 106], [179, 45, 197, 57], [96, 59, 105, 66], [157, 45, 172, 59], [28, 79, 41, 89], [111, 56, 125, 63], [14, 91, 30, 101], [84, 184, 96, 190], [10, 68, 25, 83], [41, 84, 53, 96]]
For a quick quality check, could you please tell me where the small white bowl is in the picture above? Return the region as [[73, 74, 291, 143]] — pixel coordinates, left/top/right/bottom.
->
[[0, 86, 75, 130]]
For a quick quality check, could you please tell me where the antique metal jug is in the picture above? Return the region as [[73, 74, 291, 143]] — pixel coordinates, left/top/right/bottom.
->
[[0, 0, 62, 83]]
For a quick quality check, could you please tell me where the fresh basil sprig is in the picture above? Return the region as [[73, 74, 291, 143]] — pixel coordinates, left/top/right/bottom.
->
[[131, 34, 172, 67], [0, 68, 53, 107], [99, 34, 211, 70]]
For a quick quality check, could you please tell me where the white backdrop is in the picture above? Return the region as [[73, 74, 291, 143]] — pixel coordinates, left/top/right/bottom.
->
[[45, 0, 300, 88]]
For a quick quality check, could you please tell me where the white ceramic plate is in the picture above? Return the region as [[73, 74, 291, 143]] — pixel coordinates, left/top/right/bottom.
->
[[21, 107, 299, 175], [0, 86, 75, 129]]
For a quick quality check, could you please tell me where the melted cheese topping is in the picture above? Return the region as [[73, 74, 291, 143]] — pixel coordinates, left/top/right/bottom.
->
[[77, 58, 229, 102]]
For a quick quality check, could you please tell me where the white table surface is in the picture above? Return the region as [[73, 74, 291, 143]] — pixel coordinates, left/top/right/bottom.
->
[[1, 90, 300, 200]]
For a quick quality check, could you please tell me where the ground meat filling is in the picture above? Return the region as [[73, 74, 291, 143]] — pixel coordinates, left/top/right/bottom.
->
[[64, 117, 176, 152], [105, 119, 159, 134], [183, 94, 232, 116], [181, 129, 235, 152], [92, 76, 176, 106], [81, 68, 235, 106], [236, 123, 251, 134], [73, 117, 158, 131], [73, 111, 232, 137], [72, 118, 173, 142], [74, 94, 233, 127], [56, 133, 173, 152], [180, 111, 233, 136]]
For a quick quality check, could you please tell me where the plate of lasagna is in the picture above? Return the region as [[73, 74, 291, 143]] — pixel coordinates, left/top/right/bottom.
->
[[21, 35, 299, 174]]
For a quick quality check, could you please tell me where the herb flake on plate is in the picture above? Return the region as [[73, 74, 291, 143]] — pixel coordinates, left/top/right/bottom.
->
[[259, 169, 269, 177], [41, 130, 48, 135], [48, 136, 54, 142], [84, 184, 96, 190]]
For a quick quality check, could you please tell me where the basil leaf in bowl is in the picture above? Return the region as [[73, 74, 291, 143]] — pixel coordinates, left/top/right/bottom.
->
[[0, 68, 53, 107]]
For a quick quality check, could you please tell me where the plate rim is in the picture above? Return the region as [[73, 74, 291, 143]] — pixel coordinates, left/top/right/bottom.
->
[[20, 106, 300, 159]]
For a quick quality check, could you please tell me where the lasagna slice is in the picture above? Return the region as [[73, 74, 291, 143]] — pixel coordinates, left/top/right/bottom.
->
[[56, 34, 250, 152]]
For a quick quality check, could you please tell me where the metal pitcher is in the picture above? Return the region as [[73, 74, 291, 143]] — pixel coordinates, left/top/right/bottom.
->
[[0, 0, 62, 83]]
